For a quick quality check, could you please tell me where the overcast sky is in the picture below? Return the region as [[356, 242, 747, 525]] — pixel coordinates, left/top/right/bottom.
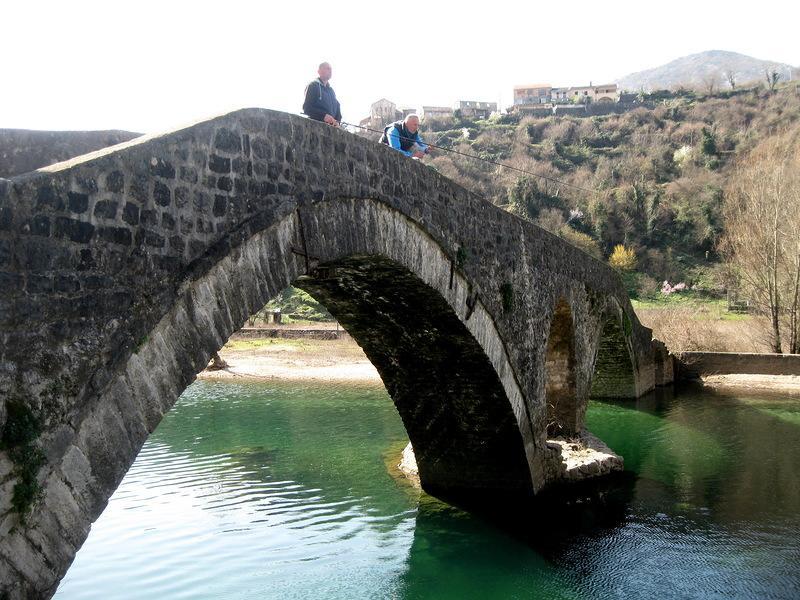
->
[[2, 0, 798, 133]]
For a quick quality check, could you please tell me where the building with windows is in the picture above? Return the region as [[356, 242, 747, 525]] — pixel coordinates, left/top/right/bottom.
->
[[562, 83, 618, 104], [513, 84, 552, 105], [453, 100, 498, 119], [513, 82, 620, 108], [420, 106, 454, 121], [359, 98, 403, 128]]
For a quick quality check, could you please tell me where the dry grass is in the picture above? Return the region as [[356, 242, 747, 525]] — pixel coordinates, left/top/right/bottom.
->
[[635, 306, 773, 353]]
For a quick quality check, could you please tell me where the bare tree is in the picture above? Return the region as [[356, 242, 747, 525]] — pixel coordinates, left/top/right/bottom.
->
[[786, 161, 800, 353], [703, 72, 721, 96], [724, 68, 737, 90], [720, 128, 800, 353], [765, 67, 781, 92]]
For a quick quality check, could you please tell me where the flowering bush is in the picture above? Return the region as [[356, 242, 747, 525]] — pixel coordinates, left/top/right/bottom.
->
[[661, 280, 687, 295]]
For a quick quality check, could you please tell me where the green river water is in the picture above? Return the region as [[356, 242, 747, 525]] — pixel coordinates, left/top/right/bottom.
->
[[55, 380, 800, 599]]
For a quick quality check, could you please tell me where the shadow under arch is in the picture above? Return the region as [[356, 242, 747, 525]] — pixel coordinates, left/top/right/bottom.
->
[[544, 297, 579, 436], [295, 254, 534, 498], [589, 301, 637, 399]]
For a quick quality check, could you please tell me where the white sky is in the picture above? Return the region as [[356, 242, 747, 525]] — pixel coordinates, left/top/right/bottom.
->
[[2, 0, 798, 133]]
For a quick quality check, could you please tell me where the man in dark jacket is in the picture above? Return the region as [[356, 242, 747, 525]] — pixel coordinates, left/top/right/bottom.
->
[[303, 62, 342, 127]]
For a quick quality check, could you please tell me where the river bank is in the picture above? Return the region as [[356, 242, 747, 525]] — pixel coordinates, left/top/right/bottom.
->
[[197, 336, 381, 383], [200, 334, 800, 393]]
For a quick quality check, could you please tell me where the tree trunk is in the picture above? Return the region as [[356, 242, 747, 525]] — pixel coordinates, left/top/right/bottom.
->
[[770, 203, 783, 353], [790, 246, 800, 354]]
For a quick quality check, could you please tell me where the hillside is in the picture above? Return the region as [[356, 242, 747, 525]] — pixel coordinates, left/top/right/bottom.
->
[[411, 84, 800, 299], [617, 50, 796, 92]]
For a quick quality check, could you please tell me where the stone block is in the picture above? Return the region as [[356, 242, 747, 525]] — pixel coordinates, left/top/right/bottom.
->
[[213, 195, 227, 217], [213, 128, 242, 153], [105, 171, 125, 193], [98, 226, 132, 246], [149, 157, 175, 179], [174, 186, 189, 208], [179, 166, 198, 184], [53, 217, 94, 243], [122, 202, 140, 226], [35, 185, 64, 211], [153, 181, 171, 207], [208, 154, 230, 174], [93, 199, 119, 219], [28, 215, 50, 237]]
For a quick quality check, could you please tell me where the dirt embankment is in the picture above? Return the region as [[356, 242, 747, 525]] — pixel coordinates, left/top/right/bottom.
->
[[198, 336, 380, 383]]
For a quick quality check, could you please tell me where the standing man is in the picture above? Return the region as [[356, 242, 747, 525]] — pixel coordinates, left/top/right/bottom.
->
[[380, 114, 430, 159], [303, 62, 342, 127]]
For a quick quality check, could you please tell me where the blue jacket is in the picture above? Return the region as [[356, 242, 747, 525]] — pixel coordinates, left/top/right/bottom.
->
[[382, 121, 428, 157], [303, 78, 342, 122]]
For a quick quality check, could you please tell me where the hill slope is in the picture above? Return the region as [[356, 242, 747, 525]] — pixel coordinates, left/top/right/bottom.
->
[[413, 84, 800, 296], [617, 50, 795, 91]]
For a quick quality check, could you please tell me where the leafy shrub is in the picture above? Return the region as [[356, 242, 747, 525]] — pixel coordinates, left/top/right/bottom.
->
[[609, 244, 637, 272]]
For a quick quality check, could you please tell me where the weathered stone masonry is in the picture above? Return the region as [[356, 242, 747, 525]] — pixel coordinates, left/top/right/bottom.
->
[[0, 109, 673, 598]]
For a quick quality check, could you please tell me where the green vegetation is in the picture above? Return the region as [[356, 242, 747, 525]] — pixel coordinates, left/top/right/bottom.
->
[[456, 245, 469, 269], [260, 286, 333, 323], [418, 85, 800, 296], [500, 283, 514, 313], [1, 400, 44, 520]]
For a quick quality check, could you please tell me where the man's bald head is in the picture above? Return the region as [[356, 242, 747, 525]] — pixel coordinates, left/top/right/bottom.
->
[[318, 62, 332, 82]]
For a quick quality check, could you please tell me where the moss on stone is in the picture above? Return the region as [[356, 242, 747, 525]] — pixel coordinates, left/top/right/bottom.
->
[[1, 400, 39, 449], [456, 245, 469, 269], [1, 400, 44, 520], [9, 445, 45, 517], [501, 282, 514, 313], [134, 334, 149, 353], [623, 311, 633, 337]]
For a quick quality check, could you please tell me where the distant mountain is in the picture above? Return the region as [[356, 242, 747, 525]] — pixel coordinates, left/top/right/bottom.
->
[[617, 50, 796, 92]]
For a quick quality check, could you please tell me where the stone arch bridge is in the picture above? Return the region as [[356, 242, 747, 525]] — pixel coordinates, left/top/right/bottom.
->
[[0, 109, 672, 598]]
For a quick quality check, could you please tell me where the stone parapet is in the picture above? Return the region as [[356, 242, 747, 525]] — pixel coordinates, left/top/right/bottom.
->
[[676, 351, 800, 378]]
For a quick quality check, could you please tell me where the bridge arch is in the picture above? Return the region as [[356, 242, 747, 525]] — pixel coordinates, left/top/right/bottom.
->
[[54, 197, 543, 521], [0, 108, 670, 598]]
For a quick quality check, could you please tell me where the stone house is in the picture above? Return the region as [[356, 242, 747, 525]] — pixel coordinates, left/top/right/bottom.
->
[[359, 98, 405, 131], [558, 83, 619, 104], [454, 100, 498, 119], [358, 100, 422, 133], [514, 82, 620, 107], [420, 106, 454, 121], [371, 98, 402, 124], [513, 84, 552, 105]]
